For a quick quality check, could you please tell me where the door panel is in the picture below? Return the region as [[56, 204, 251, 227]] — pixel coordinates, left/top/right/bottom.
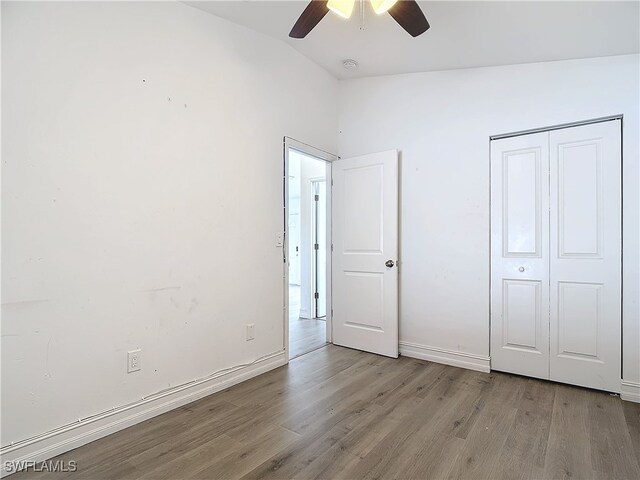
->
[[343, 165, 384, 252], [557, 141, 603, 257], [549, 120, 621, 392], [556, 282, 601, 359], [332, 150, 398, 358], [502, 279, 543, 351], [491, 132, 550, 379], [342, 272, 384, 329], [504, 150, 542, 256]]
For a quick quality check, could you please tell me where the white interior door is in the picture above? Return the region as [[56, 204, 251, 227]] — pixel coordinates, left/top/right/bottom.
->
[[332, 150, 399, 358], [491, 132, 550, 379], [549, 120, 621, 392]]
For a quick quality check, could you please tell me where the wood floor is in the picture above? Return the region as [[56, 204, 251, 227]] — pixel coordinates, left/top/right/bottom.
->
[[15, 345, 640, 480], [289, 285, 326, 358], [289, 317, 326, 359]]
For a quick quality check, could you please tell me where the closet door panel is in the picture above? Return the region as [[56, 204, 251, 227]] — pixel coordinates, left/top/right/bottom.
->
[[549, 120, 621, 392], [490, 132, 550, 379]]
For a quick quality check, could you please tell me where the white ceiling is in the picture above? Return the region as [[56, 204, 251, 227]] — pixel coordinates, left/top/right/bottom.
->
[[185, 1, 640, 79]]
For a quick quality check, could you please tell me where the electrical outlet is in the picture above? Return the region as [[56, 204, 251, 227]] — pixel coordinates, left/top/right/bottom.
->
[[246, 324, 255, 341], [127, 349, 141, 373]]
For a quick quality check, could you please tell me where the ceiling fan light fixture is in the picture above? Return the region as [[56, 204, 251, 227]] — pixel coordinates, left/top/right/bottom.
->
[[370, 0, 398, 15], [327, 0, 355, 19], [289, 0, 429, 39]]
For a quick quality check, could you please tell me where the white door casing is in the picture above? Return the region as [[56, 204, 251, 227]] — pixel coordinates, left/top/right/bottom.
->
[[313, 180, 327, 318], [332, 150, 399, 358], [284, 138, 336, 359], [288, 213, 301, 285], [491, 132, 550, 379], [490, 120, 621, 393], [549, 121, 621, 392]]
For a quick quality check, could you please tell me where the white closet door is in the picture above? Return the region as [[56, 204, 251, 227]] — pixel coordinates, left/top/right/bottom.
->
[[491, 133, 550, 379], [549, 120, 621, 392]]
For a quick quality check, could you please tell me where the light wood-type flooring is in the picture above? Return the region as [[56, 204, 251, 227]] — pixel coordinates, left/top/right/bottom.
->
[[14, 345, 640, 480]]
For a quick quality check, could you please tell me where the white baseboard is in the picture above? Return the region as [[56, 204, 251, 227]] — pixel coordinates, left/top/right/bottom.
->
[[621, 380, 640, 403], [0, 351, 286, 478], [399, 341, 490, 373]]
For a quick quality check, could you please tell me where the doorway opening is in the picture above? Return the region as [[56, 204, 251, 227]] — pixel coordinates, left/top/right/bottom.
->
[[285, 140, 334, 360]]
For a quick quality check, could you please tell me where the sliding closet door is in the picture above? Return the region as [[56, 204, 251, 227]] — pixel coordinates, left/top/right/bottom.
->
[[490, 133, 550, 379], [549, 120, 621, 392]]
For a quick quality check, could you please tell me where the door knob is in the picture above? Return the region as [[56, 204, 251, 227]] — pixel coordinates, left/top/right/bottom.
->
[[519, 266, 525, 272], [385, 260, 395, 268]]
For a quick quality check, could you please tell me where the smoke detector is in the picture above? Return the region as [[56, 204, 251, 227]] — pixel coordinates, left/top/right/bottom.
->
[[342, 59, 358, 70]]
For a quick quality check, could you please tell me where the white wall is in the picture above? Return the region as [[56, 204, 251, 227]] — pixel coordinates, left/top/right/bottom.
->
[[338, 55, 640, 384], [1, 0, 337, 447]]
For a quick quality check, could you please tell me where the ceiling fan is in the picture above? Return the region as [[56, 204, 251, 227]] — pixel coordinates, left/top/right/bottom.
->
[[289, 0, 430, 39]]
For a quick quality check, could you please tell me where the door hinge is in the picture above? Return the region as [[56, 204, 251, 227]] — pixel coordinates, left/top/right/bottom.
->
[[331, 243, 334, 252], [314, 292, 319, 299], [314, 243, 319, 250], [314, 194, 319, 201]]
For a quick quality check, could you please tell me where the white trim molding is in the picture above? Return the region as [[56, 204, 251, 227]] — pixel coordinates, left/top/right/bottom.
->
[[621, 380, 640, 403], [283, 137, 336, 360], [0, 352, 286, 478], [399, 341, 490, 373]]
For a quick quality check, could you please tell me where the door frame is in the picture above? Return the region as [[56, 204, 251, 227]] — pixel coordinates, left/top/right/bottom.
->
[[310, 177, 327, 319], [287, 212, 301, 286], [488, 115, 623, 380], [283, 137, 337, 361]]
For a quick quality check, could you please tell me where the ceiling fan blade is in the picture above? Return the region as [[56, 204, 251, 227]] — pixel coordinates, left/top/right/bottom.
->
[[289, 1, 329, 38], [388, 0, 430, 37]]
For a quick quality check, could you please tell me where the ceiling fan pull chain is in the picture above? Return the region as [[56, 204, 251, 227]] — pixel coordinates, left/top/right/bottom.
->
[[360, 0, 365, 31]]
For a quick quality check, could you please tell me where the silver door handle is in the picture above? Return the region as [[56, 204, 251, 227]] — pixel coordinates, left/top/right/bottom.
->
[[385, 260, 395, 268]]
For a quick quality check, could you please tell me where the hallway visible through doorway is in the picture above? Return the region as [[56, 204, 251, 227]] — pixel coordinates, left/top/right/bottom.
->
[[287, 147, 329, 358], [289, 285, 326, 358]]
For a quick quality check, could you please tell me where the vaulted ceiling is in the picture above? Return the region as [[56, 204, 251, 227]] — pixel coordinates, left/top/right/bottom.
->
[[185, 1, 640, 79]]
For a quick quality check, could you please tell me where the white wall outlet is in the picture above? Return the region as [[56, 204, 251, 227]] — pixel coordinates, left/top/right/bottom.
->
[[246, 324, 255, 341], [127, 349, 141, 373], [275, 232, 284, 247]]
